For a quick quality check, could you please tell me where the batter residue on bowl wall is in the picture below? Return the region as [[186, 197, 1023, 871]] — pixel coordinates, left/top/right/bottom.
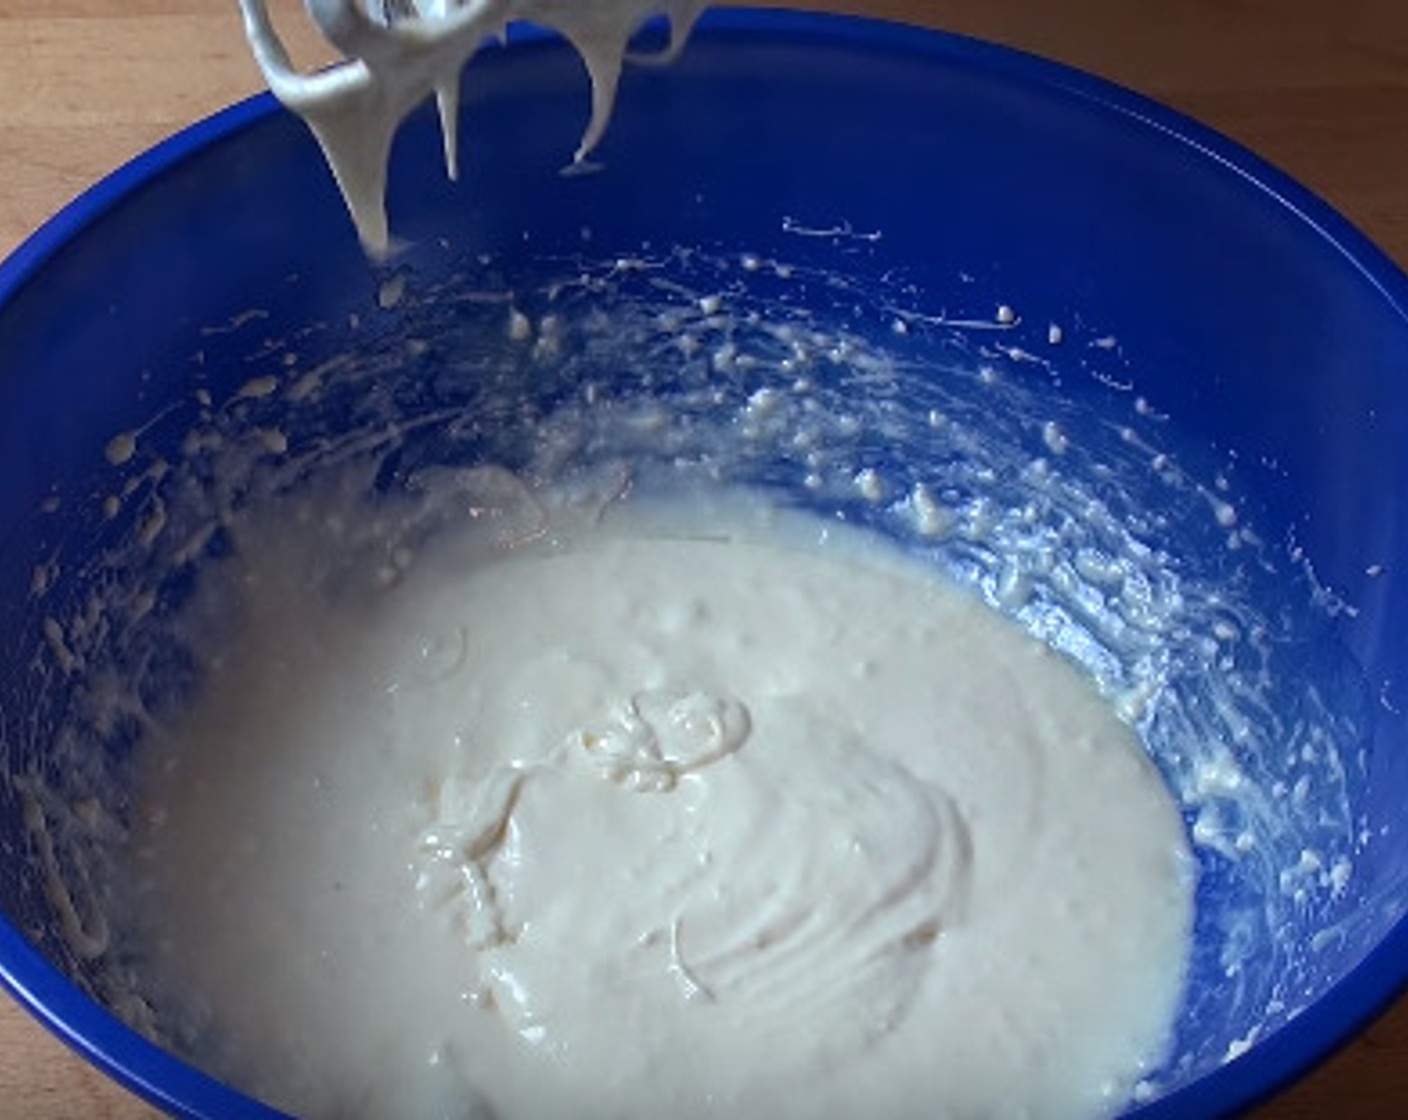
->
[[8, 244, 1373, 1117]]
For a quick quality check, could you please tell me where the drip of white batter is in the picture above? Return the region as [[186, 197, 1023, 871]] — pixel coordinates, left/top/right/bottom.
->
[[238, 0, 707, 252], [123, 478, 1193, 1120]]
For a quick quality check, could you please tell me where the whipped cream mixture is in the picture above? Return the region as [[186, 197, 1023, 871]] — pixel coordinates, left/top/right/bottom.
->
[[239, 0, 706, 251], [122, 480, 1193, 1119]]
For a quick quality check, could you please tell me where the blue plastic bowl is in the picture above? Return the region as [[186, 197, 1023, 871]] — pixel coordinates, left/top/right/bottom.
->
[[3, 10, 1408, 1119]]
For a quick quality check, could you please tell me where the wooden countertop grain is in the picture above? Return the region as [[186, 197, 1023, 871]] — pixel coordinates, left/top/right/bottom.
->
[[2, 2, 1407, 1116]]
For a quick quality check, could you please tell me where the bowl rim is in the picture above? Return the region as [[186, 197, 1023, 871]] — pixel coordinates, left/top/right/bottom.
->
[[4, 7, 1408, 1118]]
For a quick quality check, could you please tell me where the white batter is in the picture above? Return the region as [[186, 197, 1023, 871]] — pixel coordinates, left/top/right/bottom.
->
[[123, 481, 1193, 1119]]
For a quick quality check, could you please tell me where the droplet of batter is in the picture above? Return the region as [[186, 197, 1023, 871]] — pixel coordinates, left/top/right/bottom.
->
[[508, 308, 533, 342], [910, 484, 951, 539], [854, 468, 886, 503], [105, 431, 138, 466], [379, 274, 407, 310], [237, 376, 279, 401]]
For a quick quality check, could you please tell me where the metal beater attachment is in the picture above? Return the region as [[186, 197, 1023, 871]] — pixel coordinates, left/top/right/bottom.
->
[[237, 0, 706, 252]]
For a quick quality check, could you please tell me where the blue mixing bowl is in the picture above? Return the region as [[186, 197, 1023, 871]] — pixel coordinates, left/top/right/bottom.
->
[[3, 10, 1408, 1118]]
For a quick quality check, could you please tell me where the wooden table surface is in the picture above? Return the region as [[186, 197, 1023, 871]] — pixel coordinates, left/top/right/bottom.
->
[[3, 1, 1408, 1116]]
